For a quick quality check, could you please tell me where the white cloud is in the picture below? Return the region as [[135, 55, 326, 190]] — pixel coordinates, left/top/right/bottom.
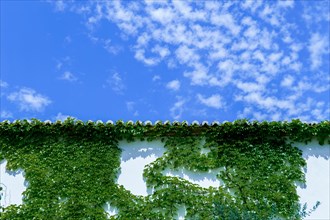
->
[[270, 112, 282, 121], [59, 71, 78, 82], [151, 45, 170, 59], [253, 111, 268, 121], [237, 106, 252, 119], [281, 75, 294, 87], [7, 88, 51, 112], [64, 35, 71, 43], [215, 60, 236, 87], [103, 39, 122, 54], [234, 89, 328, 120], [261, 62, 279, 75], [244, 25, 259, 38], [133, 111, 139, 116], [0, 110, 13, 119], [166, 80, 180, 91], [281, 56, 291, 65], [269, 52, 282, 62], [126, 101, 139, 116], [256, 74, 270, 84], [204, 1, 220, 11], [87, 36, 122, 54], [136, 33, 150, 47], [170, 97, 185, 120], [197, 94, 224, 109], [253, 50, 266, 62], [175, 45, 199, 65], [236, 81, 265, 93], [152, 75, 161, 81], [173, 1, 206, 21], [259, 4, 282, 27], [259, 29, 276, 50], [105, 72, 125, 94], [149, 7, 176, 25], [0, 80, 8, 88], [208, 45, 227, 60], [308, 33, 329, 70], [231, 39, 252, 51], [76, 5, 91, 14], [56, 62, 63, 70], [183, 64, 209, 85], [55, 56, 70, 71], [54, 0, 66, 12], [278, 1, 294, 8], [126, 101, 135, 111], [290, 43, 302, 52], [290, 62, 302, 72], [218, 59, 236, 73], [237, 107, 269, 121], [241, 0, 262, 12], [54, 112, 71, 121], [311, 102, 329, 121], [134, 49, 159, 66], [236, 92, 293, 113], [302, 1, 330, 26], [210, 12, 241, 35]]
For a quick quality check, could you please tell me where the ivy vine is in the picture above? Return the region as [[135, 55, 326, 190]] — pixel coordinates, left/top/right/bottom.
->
[[0, 119, 329, 219]]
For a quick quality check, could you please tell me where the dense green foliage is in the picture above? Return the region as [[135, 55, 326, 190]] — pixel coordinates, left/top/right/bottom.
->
[[0, 119, 329, 219]]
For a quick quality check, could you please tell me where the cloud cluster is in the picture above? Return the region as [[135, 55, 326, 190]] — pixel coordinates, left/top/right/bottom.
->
[[308, 33, 329, 70], [197, 94, 224, 109], [54, 0, 329, 121], [0, 80, 8, 88], [105, 72, 126, 94], [60, 71, 78, 82], [166, 80, 180, 91], [7, 88, 51, 112], [54, 112, 71, 121], [126, 101, 139, 116], [0, 110, 13, 119], [170, 96, 185, 120]]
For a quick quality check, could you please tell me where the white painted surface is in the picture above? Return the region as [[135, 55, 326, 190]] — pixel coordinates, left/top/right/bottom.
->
[[163, 167, 223, 188], [0, 160, 26, 208], [0, 140, 329, 220], [295, 140, 330, 220], [116, 140, 166, 196]]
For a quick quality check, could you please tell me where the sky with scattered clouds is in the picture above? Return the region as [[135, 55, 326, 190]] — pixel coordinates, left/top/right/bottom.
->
[[1, 0, 329, 122]]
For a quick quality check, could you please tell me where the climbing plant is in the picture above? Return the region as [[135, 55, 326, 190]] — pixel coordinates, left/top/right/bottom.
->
[[0, 119, 329, 219]]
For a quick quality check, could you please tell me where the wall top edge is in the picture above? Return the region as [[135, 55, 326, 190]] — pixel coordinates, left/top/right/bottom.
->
[[0, 119, 328, 126]]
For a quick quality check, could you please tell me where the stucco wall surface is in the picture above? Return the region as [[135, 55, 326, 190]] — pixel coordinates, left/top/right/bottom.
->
[[1, 140, 329, 219]]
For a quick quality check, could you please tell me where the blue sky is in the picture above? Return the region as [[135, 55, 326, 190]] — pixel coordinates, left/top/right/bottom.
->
[[0, 0, 329, 122]]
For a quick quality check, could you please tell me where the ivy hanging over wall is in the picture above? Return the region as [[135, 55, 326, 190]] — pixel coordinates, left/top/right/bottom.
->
[[0, 119, 329, 219]]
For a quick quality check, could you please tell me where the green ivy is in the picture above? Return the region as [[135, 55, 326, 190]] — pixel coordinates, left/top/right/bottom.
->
[[0, 119, 329, 219]]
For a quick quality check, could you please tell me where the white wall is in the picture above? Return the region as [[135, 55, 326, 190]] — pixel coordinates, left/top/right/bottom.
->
[[0, 161, 26, 207], [116, 140, 166, 196], [1, 140, 329, 219], [295, 140, 330, 220]]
